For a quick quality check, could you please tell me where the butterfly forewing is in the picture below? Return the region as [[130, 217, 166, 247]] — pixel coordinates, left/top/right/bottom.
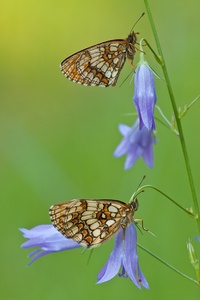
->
[[60, 31, 137, 87], [49, 199, 137, 248]]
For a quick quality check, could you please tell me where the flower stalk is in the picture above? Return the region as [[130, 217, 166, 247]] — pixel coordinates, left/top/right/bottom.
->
[[135, 184, 195, 217], [138, 243, 199, 286], [143, 0, 200, 232]]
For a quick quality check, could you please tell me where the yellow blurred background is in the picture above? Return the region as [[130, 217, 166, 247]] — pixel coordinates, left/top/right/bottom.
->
[[1, 0, 200, 299]]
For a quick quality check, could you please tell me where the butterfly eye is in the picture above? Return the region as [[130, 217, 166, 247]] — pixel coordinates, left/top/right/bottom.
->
[[131, 199, 138, 211]]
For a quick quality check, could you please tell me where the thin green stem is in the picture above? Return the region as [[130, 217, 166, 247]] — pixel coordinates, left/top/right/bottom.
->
[[138, 243, 199, 286], [143, 0, 200, 232], [135, 184, 195, 217], [155, 105, 179, 136]]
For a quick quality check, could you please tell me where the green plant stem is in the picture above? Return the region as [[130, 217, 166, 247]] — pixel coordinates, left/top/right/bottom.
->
[[140, 185, 194, 217], [138, 243, 199, 286], [143, 0, 200, 232]]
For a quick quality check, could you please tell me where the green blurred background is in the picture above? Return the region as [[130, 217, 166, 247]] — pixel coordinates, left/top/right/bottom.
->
[[1, 0, 200, 299]]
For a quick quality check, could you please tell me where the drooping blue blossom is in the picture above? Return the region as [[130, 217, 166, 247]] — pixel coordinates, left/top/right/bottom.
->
[[20, 223, 148, 287], [19, 225, 81, 265], [114, 118, 155, 169], [133, 62, 157, 131], [97, 223, 149, 289]]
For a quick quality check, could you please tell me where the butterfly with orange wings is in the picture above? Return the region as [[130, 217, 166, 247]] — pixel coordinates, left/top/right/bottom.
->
[[49, 198, 139, 248], [60, 13, 145, 87]]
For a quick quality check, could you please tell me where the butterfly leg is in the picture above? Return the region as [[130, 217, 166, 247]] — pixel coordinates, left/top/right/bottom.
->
[[134, 218, 148, 231]]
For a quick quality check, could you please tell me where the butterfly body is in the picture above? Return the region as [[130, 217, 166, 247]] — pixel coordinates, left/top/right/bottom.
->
[[49, 198, 138, 248], [60, 31, 137, 87]]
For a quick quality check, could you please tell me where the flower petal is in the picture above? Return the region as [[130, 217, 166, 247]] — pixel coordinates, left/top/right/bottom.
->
[[20, 225, 80, 250], [138, 267, 150, 289], [118, 124, 131, 136], [114, 138, 130, 157], [134, 63, 157, 131], [97, 230, 123, 284], [114, 118, 155, 169], [124, 148, 140, 170], [19, 224, 81, 265], [142, 138, 154, 168], [123, 224, 141, 288], [19, 225, 53, 238], [123, 224, 149, 289]]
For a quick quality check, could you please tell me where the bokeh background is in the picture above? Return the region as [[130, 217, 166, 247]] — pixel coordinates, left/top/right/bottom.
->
[[1, 0, 200, 299]]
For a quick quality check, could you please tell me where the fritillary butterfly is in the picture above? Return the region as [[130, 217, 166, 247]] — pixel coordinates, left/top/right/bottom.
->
[[49, 198, 138, 248], [60, 13, 144, 87]]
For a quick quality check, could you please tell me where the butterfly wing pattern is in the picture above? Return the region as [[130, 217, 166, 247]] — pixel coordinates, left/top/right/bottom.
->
[[60, 32, 137, 87], [49, 199, 138, 248]]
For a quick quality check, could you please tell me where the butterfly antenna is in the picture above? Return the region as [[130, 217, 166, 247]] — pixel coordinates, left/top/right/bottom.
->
[[130, 12, 145, 33], [137, 175, 146, 191], [130, 175, 146, 202]]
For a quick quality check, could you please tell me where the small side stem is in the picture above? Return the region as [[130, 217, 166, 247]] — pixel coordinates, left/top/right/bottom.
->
[[136, 185, 195, 217]]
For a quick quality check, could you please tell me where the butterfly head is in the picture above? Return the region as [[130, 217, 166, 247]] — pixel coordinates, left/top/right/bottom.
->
[[130, 198, 139, 212], [127, 31, 138, 45], [127, 12, 145, 46]]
